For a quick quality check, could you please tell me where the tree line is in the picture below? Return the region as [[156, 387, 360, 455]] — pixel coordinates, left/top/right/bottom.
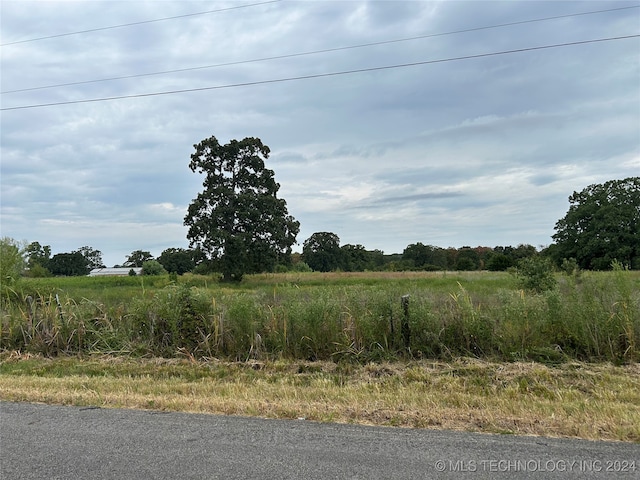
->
[[5, 244, 202, 278], [2, 136, 637, 282], [5, 237, 545, 279]]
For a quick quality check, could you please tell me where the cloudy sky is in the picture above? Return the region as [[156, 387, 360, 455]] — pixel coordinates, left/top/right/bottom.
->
[[1, 1, 638, 267]]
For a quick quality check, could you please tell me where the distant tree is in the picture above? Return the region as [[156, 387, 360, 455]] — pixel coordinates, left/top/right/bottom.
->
[[141, 260, 166, 276], [486, 253, 512, 271], [0, 237, 25, 286], [48, 252, 89, 276], [473, 246, 493, 269], [552, 177, 640, 270], [444, 248, 459, 270], [402, 242, 429, 269], [158, 248, 195, 275], [302, 232, 342, 272], [25, 241, 51, 272], [493, 246, 514, 257], [184, 136, 299, 282], [403, 243, 447, 270], [455, 247, 479, 271], [381, 253, 406, 271], [368, 249, 386, 270], [512, 244, 537, 262], [341, 244, 372, 271], [489, 245, 536, 269], [76, 246, 105, 270], [124, 250, 154, 267]]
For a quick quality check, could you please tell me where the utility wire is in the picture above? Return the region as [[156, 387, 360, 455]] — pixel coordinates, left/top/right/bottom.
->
[[2, 34, 637, 112], [2, 4, 638, 95], [0, 0, 282, 46]]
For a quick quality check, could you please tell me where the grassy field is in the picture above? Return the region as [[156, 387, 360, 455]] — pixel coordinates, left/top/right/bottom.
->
[[1, 269, 638, 362], [1, 270, 639, 441]]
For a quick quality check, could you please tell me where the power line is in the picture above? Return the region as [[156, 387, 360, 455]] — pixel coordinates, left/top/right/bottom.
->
[[3, 34, 637, 112], [2, 4, 638, 95], [0, 0, 282, 47]]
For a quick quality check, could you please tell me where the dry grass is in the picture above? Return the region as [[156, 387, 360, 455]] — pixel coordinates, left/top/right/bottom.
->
[[1, 352, 638, 442]]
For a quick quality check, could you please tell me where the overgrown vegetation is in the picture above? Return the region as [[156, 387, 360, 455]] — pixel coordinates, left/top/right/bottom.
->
[[2, 269, 638, 363]]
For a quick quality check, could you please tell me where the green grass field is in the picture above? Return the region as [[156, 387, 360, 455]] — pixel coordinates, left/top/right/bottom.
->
[[2, 269, 638, 363], [2, 270, 639, 441]]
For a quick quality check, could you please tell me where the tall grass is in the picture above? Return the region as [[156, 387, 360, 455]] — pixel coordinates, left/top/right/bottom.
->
[[1, 270, 638, 363]]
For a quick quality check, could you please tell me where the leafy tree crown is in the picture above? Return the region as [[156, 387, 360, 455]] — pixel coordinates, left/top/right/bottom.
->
[[184, 136, 299, 281], [552, 177, 639, 270]]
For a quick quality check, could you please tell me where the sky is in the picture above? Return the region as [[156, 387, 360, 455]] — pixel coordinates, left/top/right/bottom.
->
[[1, 0, 639, 268]]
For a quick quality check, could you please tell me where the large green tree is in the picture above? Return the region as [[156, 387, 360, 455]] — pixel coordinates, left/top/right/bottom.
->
[[552, 177, 640, 270], [302, 232, 342, 272], [25, 241, 51, 269], [123, 250, 154, 268], [340, 244, 373, 272], [455, 246, 480, 271], [24, 241, 52, 276], [158, 248, 195, 275], [48, 252, 89, 276], [402, 243, 447, 270], [76, 246, 105, 270], [184, 136, 299, 281]]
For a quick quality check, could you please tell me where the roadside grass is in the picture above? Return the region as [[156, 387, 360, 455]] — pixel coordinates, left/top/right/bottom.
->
[[1, 352, 638, 442]]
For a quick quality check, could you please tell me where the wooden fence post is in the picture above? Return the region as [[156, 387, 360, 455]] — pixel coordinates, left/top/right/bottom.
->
[[401, 294, 411, 350]]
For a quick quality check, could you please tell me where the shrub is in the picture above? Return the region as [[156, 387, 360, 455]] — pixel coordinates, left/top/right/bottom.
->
[[516, 257, 557, 293], [25, 264, 52, 278], [0, 237, 24, 287], [561, 258, 580, 277], [291, 261, 312, 273], [142, 260, 167, 276]]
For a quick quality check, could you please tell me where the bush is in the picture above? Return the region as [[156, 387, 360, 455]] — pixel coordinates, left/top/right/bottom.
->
[[516, 257, 557, 293], [142, 260, 167, 276], [561, 258, 580, 277], [291, 261, 312, 273], [25, 264, 52, 278], [0, 237, 24, 288]]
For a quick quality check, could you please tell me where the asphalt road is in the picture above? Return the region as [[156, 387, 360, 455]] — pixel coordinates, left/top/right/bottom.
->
[[1, 401, 638, 479]]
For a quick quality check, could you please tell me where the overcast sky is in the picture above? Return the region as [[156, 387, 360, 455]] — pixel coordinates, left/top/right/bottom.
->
[[1, 1, 638, 267]]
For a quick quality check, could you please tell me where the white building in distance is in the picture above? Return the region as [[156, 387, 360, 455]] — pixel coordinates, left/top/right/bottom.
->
[[88, 267, 142, 277]]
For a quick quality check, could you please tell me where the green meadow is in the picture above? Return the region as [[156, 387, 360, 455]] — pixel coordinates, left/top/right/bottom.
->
[[2, 269, 638, 363]]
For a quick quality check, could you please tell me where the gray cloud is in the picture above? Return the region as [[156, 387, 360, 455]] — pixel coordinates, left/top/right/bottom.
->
[[1, 0, 638, 266], [370, 191, 465, 205]]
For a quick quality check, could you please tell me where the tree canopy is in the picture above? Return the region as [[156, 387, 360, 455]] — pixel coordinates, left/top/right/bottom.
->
[[48, 252, 89, 276], [158, 248, 196, 275], [184, 136, 299, 281], [124, 250, 154, 268], [76, 246, 105, 270], [403, 243, 448, 270], [25, 242, 51, 270], [302, 232, 342, 272], [551, 177, 640, 270]]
